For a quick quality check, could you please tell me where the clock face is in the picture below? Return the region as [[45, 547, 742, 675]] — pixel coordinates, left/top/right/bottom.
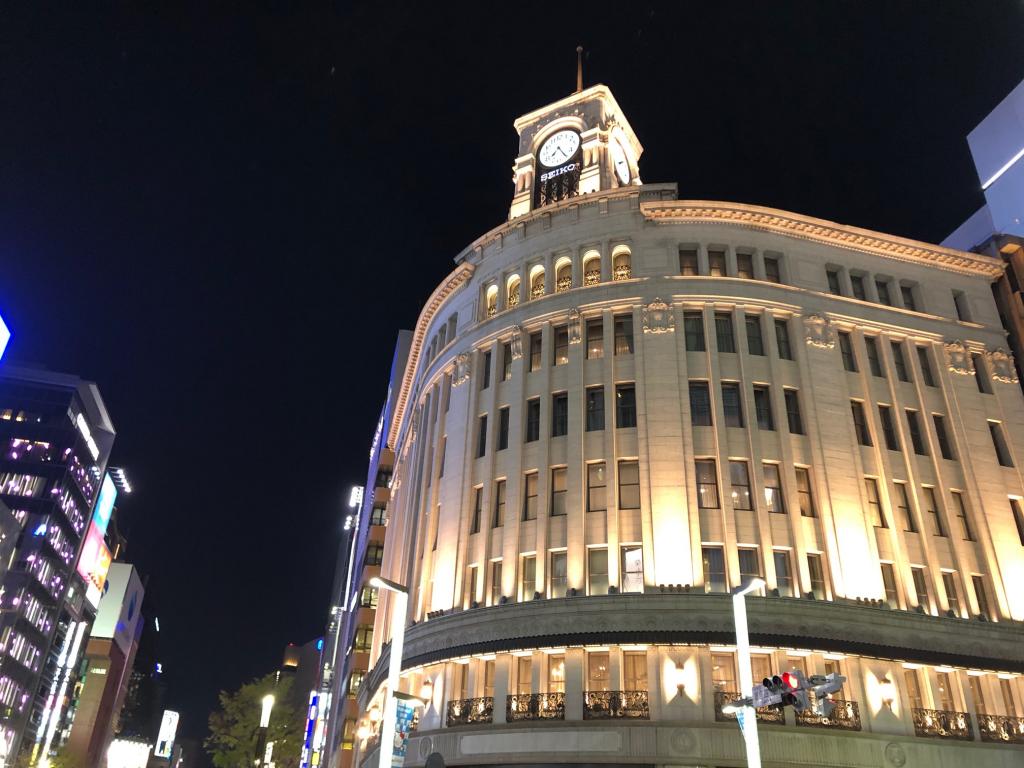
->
[[538, 130, 580, 167], [610, 137, 631, 184]]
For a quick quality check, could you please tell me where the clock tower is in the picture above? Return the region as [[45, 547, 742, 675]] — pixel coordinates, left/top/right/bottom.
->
[[509, 84, 643, 220]]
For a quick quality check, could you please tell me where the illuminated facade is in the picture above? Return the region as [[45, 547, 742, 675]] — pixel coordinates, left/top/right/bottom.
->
[[0, 366, 117, 763], [354, 85, 1024, 767]]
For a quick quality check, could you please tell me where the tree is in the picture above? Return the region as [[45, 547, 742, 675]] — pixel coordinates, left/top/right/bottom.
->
[[206, 673, 305, 768]]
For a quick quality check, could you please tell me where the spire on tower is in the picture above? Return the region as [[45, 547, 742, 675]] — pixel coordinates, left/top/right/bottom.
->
[[576, 46, 583, 93]]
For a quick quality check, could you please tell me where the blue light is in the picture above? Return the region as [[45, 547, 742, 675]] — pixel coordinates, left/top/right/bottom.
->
[[155, 662, 163, 674], [316, 638, 323, 651], [32, 523, 46, 536], [0, 314, 9, 363], [92, 474, 117, 536]]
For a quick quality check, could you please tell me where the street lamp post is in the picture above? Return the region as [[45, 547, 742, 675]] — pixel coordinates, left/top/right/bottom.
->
[[255, 694, 274, 768], [732, 578, 766, 768], [369, 576, 409, 768]]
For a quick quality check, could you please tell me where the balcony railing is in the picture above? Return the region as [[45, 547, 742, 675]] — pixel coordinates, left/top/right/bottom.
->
[[584, 269, 601, 286], [531, 284, 545, 299], [613, 264, 632, 281], [912, 707, 974, 741], [978, 713, 1024, 744], [446, 697, 493, 726], [714, 690, 784, 724], [556, 276, 572, 292], [795, 699, 862, 731], [506, 692, 565, 721], [583, 690, 649, 720]]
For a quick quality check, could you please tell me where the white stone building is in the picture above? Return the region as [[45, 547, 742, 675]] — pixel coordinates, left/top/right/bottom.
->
[[353, 85, 1024, 768]]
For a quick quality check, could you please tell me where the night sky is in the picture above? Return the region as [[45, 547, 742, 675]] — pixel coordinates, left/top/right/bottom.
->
[[3, 1, 1024, 746]]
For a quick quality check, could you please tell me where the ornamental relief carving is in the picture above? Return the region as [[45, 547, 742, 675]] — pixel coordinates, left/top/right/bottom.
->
[[568, 308, 582, 344], [642, 298, 674, 334], [452, 353, 470, 386], [510, 326, 523, 360], [987, 347, 1019, 384], [944, 341, 975, 376], [803, 313, 835, 349]]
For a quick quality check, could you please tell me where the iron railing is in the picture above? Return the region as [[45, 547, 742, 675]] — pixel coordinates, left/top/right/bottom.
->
[[795, 699, 862, 731], [556, 276, 572, 292], [446, 697, 493, 726], [584, 270, 601, 286], [714, 690, 784, 724], [978, 713, 1024, 744], [912, 707, 974, 740], [583, 690, 649, 720], [506, 692, 565, 721], [613, 264, 632, 281]]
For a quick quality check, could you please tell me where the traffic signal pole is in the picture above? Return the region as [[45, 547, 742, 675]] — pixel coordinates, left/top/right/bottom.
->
[[732, 580, 765, 768]]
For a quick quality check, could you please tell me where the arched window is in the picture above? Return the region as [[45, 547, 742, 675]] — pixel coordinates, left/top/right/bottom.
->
[[555, 258, 572, 293], [485, 285, 498, 318], [530, 265, 546, 299], [612, 247, 632, 281], [507, 275, 521, 309], [583, 252, 602, 286]]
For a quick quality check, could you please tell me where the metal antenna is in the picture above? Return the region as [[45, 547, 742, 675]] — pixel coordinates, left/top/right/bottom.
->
[[576, 46, 583, 93]]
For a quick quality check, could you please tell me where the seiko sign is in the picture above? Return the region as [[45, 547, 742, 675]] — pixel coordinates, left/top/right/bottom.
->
[[540, 163, 578, 183]]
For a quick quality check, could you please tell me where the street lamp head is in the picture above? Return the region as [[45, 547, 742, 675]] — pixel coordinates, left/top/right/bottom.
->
[[260, 695, 275, 728], [369, 576, 408, 594], [734, 578, 766, 598]]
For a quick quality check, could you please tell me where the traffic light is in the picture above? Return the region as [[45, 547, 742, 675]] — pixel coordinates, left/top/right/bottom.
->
[[808, 672, 847, 718]]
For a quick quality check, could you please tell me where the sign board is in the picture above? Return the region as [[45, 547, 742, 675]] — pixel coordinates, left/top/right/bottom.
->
[[154, 710, 179, 759], [391, 700, 416, 768], [735, 707, 748, 734]]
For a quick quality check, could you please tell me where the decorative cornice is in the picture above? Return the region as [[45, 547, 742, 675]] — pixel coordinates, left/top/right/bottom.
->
[[387, 262, 474, 449], [641, 200, 1004, 278]]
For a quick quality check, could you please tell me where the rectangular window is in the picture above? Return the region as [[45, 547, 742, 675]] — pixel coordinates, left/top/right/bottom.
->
[[465, 565, 479, 607], [969, 676, 988, 716], [974, 353, 992, 393], [774, 318, 793, 360], [529, 332, 542, 371], [484, 660, 496, 698], [370, 505, 387, 526], [684, 311, 706, 351], [876, 279, 892, 306], [895, 483, 916, 532], [911, 567, 930, 613], [588, 548, 609, 595], [917, 346, 936, 386], [679, 248, 698, 275], [753, 385, 774, 430], [471, 486, 483, 534], [715, 312, 735, 353], [588, 651, 611, 692], [342, 718, 356, 748], [491, 561, 503, 605], [696, 459, 719, 509], [839, 331, 857, 371], [523, 472, 538, 520], [807, 553, 827, 599], [764, 256, 782, 283], [553, 326, 569, 365], [880, 562, 899, 608], [690, 381, 713, 426], [548, 654, 566, 693], [1012, 498, 1024, 546], [481, 351, 492, 389], [952, 491, 975, 540], [774, 550, 796, 596], [851, 273, 867, 300], [521, 555, 536, 600], [438, 436, 447, 477], [502, 342, 513, 380], [585, 386, 604, 431], [549, 552, 568, 598], [784, 389, 804, 434], [498, 407, 510, 450], [550, 467, 567, 516], [973, 574, 991, 618], [891, 342, 910, 382], [904, 669, 923, 710], [1000, 678, 1018, 717], [827, 268, 842, 295], [722, 382, 744, 427], [865, 337, 884, 377], [763, 463, 785, 513], [738, 548, 763, 592], [906, 410, 927, 455], [623, 651, 647, 691], [745, 314, 764, 355], [365, 543, 384, 565], [477, 416, 488, 458], [900, 284, 917, 311], [711, 653, 737, 692], [923, 486, 946, 536], [618, 460, 641, 509], [552, 393, 568, 437], [737, 252, 754, 279], [587, 463, 607, 513], [493, 479, 506, 527], [866, 477, 886, 527], [933, 414, 954, 459], [708, 249, 726, 276], [728, 461, 752, 510], [795, 467, 816, 517], [989, 421, 1013, 466], [517, 657, 532, 695], [614, 314, 634, 355], [616, 384, 637, 428], [878, 405, 900, 451], [586, 319, 604, 359], [526, 398, 540, 442], [354, 624, 373, 652], [953, 289, 971, 322], [851, 401, 872, 446], [702, 546, 727, 593], [621, 546, 644, 593], [359, 586, 379, 609], [942, 572, 960, 617]]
